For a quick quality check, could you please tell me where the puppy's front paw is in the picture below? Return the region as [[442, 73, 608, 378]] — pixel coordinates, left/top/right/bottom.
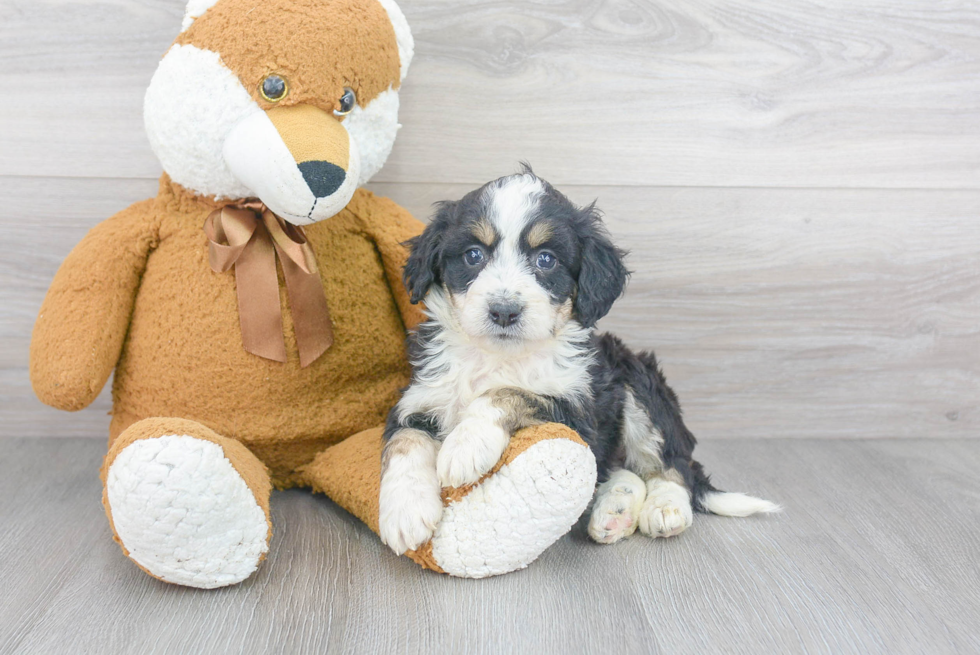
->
[[437, 419, 509, 488], [379, 470, 443, 555]]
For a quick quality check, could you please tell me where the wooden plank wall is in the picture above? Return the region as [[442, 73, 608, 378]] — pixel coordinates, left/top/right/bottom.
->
[[1, 0, 977, 439]]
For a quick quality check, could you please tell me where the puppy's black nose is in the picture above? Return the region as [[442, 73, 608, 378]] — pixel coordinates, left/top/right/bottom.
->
[[488, 301, 522, 327], [297, 160, 346, 198]]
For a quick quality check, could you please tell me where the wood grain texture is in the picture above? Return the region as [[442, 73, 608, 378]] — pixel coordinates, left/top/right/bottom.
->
[[1, 437, 978, 654], [372, 181, 980, 440], [2, 0, 977, 438], [1, 0, 979, 187], [5, 176, 976, 439]]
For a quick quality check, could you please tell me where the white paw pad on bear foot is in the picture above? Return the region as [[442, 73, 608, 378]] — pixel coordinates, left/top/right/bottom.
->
[[105, 435, 269, 589], [431, 438, 597, 578]]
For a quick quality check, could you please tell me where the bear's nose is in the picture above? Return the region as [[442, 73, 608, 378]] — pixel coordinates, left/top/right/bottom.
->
[[298, 160, 346, 198], [488, 301, 523, 328]]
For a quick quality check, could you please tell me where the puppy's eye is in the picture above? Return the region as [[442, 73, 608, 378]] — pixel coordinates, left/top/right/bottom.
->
[[334, 87, 356, 116], [464, 247, 485, 266], [260, 75, 288, 102], [535, 251, 557, 270]]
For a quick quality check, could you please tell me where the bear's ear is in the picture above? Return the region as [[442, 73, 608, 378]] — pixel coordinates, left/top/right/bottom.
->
[[376, 0, 415, 81], [404, 201, 455, 304], [573, 204, 629, 328], [181, 0, 220, 31]]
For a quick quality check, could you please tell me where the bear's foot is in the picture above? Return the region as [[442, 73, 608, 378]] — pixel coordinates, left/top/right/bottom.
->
[[424, 427, 597, 577], [102, 418, 272, 589], [305, 422, 598, 579]]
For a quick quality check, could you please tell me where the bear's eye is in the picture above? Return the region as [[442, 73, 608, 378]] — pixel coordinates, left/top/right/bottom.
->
[[464, 247, 485, 266], [260, 75, 288, 102], [535, 251, 557, 270], [334, 87, 357, 116]]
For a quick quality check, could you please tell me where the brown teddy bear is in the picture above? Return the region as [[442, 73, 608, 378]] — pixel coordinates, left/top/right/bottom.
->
[[30, 0, 597, 587]]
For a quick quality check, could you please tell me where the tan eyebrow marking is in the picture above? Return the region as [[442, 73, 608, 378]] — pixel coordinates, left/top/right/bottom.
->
[[471, 218, 497, 246], [526, 221, 554, 249]]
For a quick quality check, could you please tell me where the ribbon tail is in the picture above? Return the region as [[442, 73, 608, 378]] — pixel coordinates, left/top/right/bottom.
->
[[236, 226, 288, 363], [279, 252, 334, 368], [205, 202, 331, 366]]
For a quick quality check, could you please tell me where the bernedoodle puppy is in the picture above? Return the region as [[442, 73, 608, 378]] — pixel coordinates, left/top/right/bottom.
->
[[379, 167, 779, 554]]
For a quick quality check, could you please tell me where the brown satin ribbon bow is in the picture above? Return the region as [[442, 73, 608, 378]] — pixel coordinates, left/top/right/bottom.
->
[[204, 201, 333, 367]]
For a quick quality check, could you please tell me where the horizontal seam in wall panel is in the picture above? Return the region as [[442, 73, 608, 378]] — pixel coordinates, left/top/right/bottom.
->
[[1, 174, 979, 194]]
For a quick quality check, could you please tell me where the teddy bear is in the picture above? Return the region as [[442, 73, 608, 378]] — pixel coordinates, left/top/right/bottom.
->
[[29, 0, 597, 587]]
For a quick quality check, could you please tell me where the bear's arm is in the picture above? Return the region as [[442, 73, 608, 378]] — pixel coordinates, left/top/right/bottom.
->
[[352, 191, 427, 332], [30, 198, 160, 411]]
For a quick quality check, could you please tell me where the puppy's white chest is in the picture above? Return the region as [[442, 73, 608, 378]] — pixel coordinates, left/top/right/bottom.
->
[[399, 337, 592, 434], [453, 348, 556, 402]]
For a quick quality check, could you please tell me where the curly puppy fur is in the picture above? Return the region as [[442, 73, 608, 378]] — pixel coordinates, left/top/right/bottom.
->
[[378, 166, 779, 554]]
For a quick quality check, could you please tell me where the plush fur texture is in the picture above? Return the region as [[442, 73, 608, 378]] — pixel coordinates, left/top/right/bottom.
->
[[430, 436, 595, 578], [181, 0, 220, 30], [105, 432, 270, 588], [32, 178, 424, 484], [373, 0, 414, 81], [102, 417, 273, 588], [148, 0, 406, 219], [32, 0, 596, 585], [175, 0, 402, 111], [343, 88, 402, 186], [304, 422, 596, 575], [380, 170, 779, 553], [144, 44, 257, 200]]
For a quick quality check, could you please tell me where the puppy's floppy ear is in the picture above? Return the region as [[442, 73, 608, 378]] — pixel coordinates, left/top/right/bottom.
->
[[573, 204, 629, 328], [404, 201, 455, 304]]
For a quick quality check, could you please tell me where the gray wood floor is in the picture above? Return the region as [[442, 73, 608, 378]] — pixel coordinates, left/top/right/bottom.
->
[[1, 437, 978, 655]]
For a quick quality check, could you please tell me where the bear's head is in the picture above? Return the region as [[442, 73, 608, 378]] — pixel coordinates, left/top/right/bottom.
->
[[144, 0, 413, 224]]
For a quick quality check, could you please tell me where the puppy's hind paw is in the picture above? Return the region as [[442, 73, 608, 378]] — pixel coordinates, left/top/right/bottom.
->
[[638, 503, 692, 538], [588, 470, 647, 544], [589, 505, 637, 544], [638, 479, 694, 539]]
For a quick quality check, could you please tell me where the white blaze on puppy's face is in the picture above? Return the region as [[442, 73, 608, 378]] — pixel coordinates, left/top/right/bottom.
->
[[454, 174, 568, 345]]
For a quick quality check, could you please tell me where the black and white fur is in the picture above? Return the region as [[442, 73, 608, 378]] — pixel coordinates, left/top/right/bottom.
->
[[378, 168, 778, 555]]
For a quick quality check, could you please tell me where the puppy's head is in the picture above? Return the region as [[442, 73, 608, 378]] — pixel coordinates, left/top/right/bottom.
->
[[405, 167, 629, 346]]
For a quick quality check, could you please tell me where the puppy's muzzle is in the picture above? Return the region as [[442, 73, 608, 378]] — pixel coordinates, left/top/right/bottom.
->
[[488, 300, 523, 328]]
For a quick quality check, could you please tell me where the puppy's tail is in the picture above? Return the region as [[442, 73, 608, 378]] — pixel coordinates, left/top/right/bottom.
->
[[700, 491, 781, 517], [691, 460, 781, 517]]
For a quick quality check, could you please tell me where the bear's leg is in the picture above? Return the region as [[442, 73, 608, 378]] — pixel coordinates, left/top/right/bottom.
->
[[101, 417, 272, 589], [301, 423, 597, 578]]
